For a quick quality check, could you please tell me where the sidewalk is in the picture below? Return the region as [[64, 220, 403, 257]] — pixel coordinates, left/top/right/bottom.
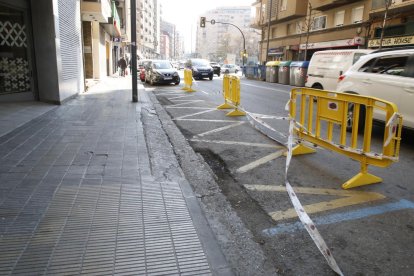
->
[[0, 77, 231, 275]]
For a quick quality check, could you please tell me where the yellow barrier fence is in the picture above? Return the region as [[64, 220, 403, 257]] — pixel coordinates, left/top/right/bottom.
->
[[217, 75, 245, 116], [289, 88, 403, 189], [181, 68, 195, 92]]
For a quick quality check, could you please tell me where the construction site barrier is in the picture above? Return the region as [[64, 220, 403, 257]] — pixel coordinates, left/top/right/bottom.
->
[[289, 88, 403, 189], [181, 68, 195, 92], [217, 75, 245, 116]]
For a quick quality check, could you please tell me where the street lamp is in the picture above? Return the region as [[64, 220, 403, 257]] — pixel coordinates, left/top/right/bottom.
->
[[206, 19, 247, 69]]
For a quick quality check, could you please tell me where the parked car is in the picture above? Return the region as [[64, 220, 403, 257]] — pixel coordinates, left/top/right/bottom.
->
[[336, 48, 414, 129], [138, 59, 150, 82], [306, 49, 373, 90], [185, 59, 214, 80], [221, 64, 239, 74], [144, 60, 180, 85], [210, 62, 221, 76]]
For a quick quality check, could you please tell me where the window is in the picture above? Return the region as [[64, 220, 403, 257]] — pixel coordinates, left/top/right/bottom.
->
[[311, 16, 327, 31], [351, 6, 364, 23], [271, 27, 277, 38], [280, 0, 287, 11], [334, 10, 345, 26], [358, 56, 409, 76]]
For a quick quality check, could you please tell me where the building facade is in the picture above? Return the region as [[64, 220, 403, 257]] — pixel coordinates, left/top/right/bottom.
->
[[136, 0, 160, 59], [252, 0, 414, 63], [0, 0, 84, 103], [196, 6, 260, 64]]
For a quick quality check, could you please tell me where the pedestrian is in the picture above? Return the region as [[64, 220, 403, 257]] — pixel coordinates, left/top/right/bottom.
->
[[118, 56, 127, 77]]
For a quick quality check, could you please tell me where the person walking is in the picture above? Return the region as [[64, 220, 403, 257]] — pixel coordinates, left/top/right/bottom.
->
[[118, 56, 127, 77]]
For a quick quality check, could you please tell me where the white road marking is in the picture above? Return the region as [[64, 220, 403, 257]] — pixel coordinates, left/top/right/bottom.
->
[[169, 100, 205, 107], [236, 149, 286, 173], [174, 119, 237, 122], [195, 122, 245, 137], [242, 83, 289, 94], [190, 139, 282, 148], [174, 109, 216, 120], [168, 95, 195, 100], [201, 90, 208, 95], [166, 106, 213, 109]]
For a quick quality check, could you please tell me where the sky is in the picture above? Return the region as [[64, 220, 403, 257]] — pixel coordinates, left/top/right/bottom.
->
[[159, 0, 255, 54]]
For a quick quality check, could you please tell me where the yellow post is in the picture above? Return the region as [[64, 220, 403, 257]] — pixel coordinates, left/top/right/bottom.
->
[[183, 69, 195, 92], [181, 69, 189, 91], [217, 75, 233, 109], [226, 76, 245, 116]]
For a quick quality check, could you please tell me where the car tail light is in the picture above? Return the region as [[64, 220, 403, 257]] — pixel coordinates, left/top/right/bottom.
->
[[338, 75, 346, 82]]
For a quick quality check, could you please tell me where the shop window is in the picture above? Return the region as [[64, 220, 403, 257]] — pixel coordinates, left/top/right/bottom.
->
[[311, 16, 326, 31], [351, 6, 364, 24], [334, 10, 345, 26]]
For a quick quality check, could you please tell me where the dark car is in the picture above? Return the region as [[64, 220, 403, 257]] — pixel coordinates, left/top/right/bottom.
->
[[186, 59, 214, 80], [210, 62, 221, 76], [145, 60, 180, 85]]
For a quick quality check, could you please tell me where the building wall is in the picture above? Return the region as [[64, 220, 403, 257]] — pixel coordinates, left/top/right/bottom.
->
[[31, 0, 84, 104]]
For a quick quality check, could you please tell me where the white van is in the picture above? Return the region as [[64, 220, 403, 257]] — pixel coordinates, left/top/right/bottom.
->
[[306, 49, 373, 91]]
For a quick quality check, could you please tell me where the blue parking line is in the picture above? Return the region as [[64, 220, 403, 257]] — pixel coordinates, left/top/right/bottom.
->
[[263, 199, 414, 236]]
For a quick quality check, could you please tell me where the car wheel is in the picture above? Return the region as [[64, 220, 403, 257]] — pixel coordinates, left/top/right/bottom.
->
[[217, 72, 220, 77], [209, 75, 213, 80], [312, 84, 323, 90], [235, 69, 238, 74], [225, 70, 229, 74], [346, 101, 366, 132], [175, 79, 180, 85]]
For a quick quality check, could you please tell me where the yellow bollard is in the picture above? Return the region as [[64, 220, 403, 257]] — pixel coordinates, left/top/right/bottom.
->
[[217, 75, 233, 109], [182, 69, 195, 92], [226, 76, 245, 116]]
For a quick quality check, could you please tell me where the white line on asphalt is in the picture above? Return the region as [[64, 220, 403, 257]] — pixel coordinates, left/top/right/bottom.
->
[[242, 83, 289, 94], [174, 109, 216, 120], [201, 90, 208, 95], [169, 100, 205, 107], [190, 139, 282, 148], [236, 149, 286, 173], [195, 122, 245, 137], [174, 119, 236, 122], [166, 106, 213, 109], [168, 95, 194, 100]]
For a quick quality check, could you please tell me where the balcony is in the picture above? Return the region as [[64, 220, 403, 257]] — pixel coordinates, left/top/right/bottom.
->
[[102, 1, 121, 37], [278, 0, 307, 22], [81, 0, 112, 23], [310, 0, 360, 11]]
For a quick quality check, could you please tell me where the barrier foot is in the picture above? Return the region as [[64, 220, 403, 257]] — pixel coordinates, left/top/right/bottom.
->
[[181, 86, 188, 91], [185, 88, 196, 93], [284, 144, 316, 156], [342, 172, 382, 189], [226, 109, 246, 117], [217, 103, 234, 109]]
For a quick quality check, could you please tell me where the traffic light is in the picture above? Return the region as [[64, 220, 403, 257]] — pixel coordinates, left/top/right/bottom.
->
[[200, 17, 206, 28]]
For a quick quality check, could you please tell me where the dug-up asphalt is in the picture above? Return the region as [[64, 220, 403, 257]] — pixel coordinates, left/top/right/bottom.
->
[[0, 76, 257, 275]]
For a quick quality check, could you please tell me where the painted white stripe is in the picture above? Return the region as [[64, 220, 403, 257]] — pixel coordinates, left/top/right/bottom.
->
[[243, 83, 289, 94], [168, 95, 195, 100], [166, 106, 213, 109], [190, 139, 282, 148], [236, 150, 286, 173], [174, 109, 216, 120], [201, 90, 208, 95], [169, 100, 205, 107], [174, 119, 237, 122], [195, 122, 245, 137]]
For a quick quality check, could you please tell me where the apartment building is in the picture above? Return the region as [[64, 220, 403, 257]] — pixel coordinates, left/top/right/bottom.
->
[[81, 0, 125, 80], [136, 0, 160, 59], [196, 6, 259, 63], [252, 0, 414, 63]]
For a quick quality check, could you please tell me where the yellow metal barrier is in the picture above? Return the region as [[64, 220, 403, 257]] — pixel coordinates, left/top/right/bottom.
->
[[217, 75, 245, 116], [289, 88, 403, 189], [181, 69, 195, 92]]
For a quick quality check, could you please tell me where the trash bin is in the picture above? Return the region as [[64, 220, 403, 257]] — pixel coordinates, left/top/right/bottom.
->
[[269, 61, 280, 83], [290, 61, 309, 87], [278, 61, 292, 85], [258, 65, 266, 81], [265, 61, 273, 82]]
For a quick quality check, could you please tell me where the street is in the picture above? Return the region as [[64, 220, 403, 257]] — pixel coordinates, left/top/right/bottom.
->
[[147, 71, 414, 275]]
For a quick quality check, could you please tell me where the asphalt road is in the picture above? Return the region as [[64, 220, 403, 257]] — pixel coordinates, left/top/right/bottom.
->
[[146, 71, 414, 276]]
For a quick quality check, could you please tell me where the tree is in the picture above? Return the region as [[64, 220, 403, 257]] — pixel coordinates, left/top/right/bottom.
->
[[379, 0, 394, 50]]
